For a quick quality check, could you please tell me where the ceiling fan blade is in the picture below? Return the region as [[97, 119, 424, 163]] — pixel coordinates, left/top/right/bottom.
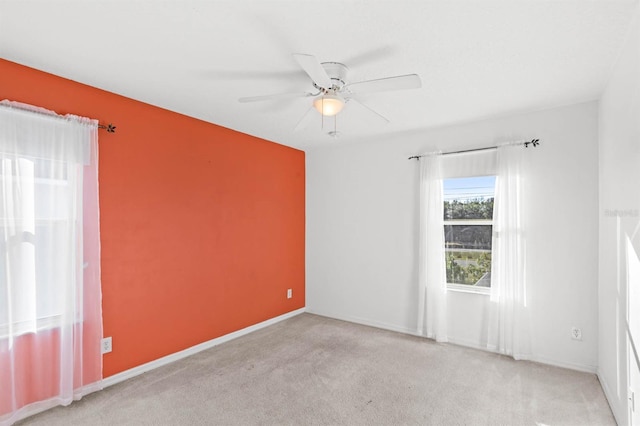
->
[[346, 98, 390, 124], [342, 45, 397, 68], [293, 53, 332, 89], [238, 92, 314, 103], [345, 74, 421, 95], [293, 107, 317, 132]]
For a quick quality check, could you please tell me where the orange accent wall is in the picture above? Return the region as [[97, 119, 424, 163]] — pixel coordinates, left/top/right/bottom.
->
[[0, 58, 305, 377]]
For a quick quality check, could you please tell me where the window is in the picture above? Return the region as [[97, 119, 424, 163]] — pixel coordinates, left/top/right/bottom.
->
[[0, 156, 73, 337], [443, 176, 495, 292]]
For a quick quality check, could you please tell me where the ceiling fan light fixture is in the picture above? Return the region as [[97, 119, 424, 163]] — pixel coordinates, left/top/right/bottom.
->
[[313, 94, 344, 116]]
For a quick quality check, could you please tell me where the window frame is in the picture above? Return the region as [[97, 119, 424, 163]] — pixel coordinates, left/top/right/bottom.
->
[[443, 176, 495, 295]]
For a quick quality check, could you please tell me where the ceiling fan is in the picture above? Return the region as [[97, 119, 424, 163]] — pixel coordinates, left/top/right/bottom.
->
[[238, 53, 422, 136]]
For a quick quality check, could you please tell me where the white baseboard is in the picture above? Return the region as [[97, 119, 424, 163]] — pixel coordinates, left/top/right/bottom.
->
[[597, 369, 624, 426], [305, 308, 421, 337], [307, 309, 599, 374], [448, 338, 598, 373], [446, 336, 491, 351], [102, 308, 306, 388], [528, 354, 597, 374]]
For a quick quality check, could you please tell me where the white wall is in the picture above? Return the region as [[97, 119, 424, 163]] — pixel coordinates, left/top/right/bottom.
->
[[599, 4, 640, 425], [307, 101, 600, 373]]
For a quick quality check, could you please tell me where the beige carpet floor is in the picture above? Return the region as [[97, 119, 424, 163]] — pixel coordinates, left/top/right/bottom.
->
[[18, 313, 615, 425]]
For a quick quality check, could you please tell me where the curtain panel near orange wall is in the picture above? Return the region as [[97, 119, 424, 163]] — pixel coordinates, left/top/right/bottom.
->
[[0, 102, 103, 425]]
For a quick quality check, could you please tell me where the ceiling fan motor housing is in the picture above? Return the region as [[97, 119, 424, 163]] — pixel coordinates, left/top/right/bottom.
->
[[320, 62, 349, 90]]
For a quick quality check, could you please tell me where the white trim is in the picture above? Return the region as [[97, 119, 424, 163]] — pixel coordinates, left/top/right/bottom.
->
[[447, 336, 598, 373], [445, 336, 493, 351], [526, 354, 597, 374], [446, 283, 491, 295], [305, 309, 421, 337], [102, 308, 306, 388], [597, 369, 624, 426], [444, 220, 493, 226], [308, 309, 600, 374], [0, 381, 104, 426], [0, 315, 66, 340]]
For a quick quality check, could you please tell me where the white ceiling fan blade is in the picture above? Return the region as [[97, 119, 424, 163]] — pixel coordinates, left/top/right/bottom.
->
[[346, 98, 390, 124], [293, 107, 317, 132], [342, 45, 397, 68], [345, 74, 421, 95], [238, 92, 314, 103], [293, 53, 332, 89]]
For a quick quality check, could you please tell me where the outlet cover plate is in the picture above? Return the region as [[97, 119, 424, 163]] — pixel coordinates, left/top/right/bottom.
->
[[571, 327, 582, 341], [102, 336, 112, 354]]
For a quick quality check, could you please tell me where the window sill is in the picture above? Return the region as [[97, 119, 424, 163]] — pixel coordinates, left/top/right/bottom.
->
[[447, 284, 491, 296], [0, 315, 64, 339]]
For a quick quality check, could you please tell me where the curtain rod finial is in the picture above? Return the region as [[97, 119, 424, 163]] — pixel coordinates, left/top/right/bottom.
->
[[98, 123, 116, 133]]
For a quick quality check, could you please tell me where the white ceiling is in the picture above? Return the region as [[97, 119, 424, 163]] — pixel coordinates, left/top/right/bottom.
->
[[1, 1, 637, 150]]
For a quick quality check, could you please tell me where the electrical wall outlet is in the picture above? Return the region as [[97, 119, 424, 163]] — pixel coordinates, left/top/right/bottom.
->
[[571, 327, 582, 341], [287, 289, 292, 299], [102, 336, 112, 354]]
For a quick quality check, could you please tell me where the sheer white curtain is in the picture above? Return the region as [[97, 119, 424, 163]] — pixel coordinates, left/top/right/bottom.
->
[[417, 150, 498, 342], [417, 154, 447, 342], [0, 101, 103, 425], [487, 143, 531, 359]]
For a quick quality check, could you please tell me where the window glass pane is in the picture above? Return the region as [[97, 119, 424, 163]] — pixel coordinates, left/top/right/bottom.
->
[[445, 225, 492, 286], [444, 224, 492, 250], [443, 176, 495, 220]]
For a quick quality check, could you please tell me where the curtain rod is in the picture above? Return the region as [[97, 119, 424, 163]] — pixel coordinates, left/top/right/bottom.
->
[[0, 101, 116, 133], [407, 138, 540, 160]]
